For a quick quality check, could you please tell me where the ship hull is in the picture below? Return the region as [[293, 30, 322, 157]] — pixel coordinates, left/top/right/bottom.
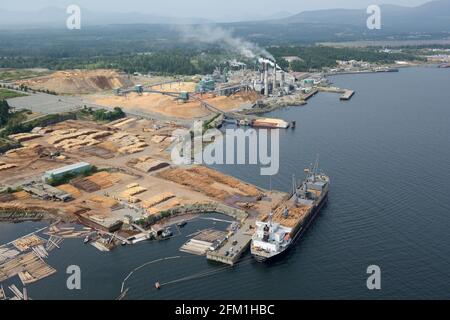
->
[[251, 190, 328, 263]]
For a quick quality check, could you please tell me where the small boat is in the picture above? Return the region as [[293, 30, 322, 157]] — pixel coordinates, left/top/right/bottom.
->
[[177, 221, 187, 228], [155, 282, 161, 290], [83, 235, 91, 244], [162, 227, 173, 238]]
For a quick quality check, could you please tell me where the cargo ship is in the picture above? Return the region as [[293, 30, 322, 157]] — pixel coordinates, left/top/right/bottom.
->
[[251, 159, 329, 262]]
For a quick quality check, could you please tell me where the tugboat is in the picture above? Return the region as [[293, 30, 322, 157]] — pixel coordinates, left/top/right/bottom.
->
[[177, 221, 187, 228], [83, 235, 91, 244], [251, 157, 329, 262], [162, 227, 173, 238]]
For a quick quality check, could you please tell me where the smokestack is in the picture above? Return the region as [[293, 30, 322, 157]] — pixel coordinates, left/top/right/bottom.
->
[[260, 65, 264, 82], [280, 71, 285, 92], [264, 63, 269, 97], [273, 64, 277, 94]]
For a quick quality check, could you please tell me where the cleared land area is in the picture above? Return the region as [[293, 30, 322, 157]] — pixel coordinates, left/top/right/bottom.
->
[[15, 69, 133, 94], [89, 82, 260, 119]]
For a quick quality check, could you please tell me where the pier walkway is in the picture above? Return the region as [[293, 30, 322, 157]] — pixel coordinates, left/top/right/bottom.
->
[[206, 218, 255, 266]]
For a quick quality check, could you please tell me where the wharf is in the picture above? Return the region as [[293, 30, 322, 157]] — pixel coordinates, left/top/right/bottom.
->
[[340, 90, 355, 100], [302, 88, 319, 100], [206, 218, 255, 266], [318, 86, 355, 100]]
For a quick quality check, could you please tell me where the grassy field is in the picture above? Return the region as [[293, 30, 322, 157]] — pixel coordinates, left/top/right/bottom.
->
[[0, 88, 27, 100], [0, 69, 50, 81]]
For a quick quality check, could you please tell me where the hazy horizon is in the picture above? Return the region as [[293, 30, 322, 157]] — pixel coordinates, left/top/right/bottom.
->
[[0, 0, 433, 21]]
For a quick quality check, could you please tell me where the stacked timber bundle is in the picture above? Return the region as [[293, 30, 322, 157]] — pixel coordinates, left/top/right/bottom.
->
[[157, 198, 181, 212], [151, 135, 167, 144], [134, 158, 169, 173], [121, 185, 147, 198], [8, 133, 42, 143], [72, 177, 101, 192], [0, 163, 18, 172], [157, 167, 230, 200], [188, 166, 262, 197], [57, 184, 82, 198], [12, 235, 45, 252], [142, 192, 175, 208], [12, 191, 30, 201], [111, 118, 136, 128], [5, 144, 46, 158], [72, 172, 120, 192], [88, 195, 120, 210]]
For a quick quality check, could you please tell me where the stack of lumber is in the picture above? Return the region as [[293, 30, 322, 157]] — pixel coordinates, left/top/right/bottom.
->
[[47, 129, 97, 145], [57, 184, 82, 198], [5, 144, 45, 158], [0, 163, 18, 172], [110, 118, 136, 127], [12, 191, 30, 200], [134, 158, 169, 173], [88, 195, 119, 209], [151, 135, 167, 144], [72, 172, 119, 192], [142, 192, 175, 208], [157, 198, 181, 211], [122, 185, 147, 197], [118, 142, 148, 154], [12, 235, 45, 252], [8, 132, 42, 142], [86, 172, 114, 189]]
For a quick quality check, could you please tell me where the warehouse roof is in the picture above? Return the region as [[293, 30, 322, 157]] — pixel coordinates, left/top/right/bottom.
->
[[44, 162, 91, 177]]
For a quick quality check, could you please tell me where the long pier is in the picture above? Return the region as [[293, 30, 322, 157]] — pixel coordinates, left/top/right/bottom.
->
[[206, 219, 254, 266]]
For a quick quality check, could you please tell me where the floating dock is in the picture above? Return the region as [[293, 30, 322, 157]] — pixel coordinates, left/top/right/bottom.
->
[[340, 90, 355, 100]]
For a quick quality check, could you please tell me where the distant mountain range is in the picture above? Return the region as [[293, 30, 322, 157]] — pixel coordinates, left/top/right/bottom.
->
[[0, 7, 291, 27], [0, 7, 211, 27], [278, 0, 450, 33], [0, 1, 448, 40]]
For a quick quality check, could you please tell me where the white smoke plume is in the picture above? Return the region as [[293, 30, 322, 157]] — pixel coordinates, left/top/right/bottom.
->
[[176, 24, 274, 60], [258, 57, 282, 70]]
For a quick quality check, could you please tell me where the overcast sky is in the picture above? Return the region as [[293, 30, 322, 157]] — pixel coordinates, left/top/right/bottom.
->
[[0, 0, 433, 20]]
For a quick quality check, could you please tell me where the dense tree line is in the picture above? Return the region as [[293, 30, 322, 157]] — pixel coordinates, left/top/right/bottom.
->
[[269, 46, 422, 71]]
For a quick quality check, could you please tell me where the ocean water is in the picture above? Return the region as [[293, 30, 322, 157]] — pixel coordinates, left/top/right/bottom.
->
[[1, 66, 449, 299]]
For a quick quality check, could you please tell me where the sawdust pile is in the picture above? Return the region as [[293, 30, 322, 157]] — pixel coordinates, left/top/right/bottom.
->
[[16, 69, 133, 94], [89, 85, 261, 119]]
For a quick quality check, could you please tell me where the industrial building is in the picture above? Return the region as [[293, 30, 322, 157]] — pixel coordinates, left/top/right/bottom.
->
[[195, 77, 216, 93], [22, 182, 72, 202], [42, 162, 92, 183]]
